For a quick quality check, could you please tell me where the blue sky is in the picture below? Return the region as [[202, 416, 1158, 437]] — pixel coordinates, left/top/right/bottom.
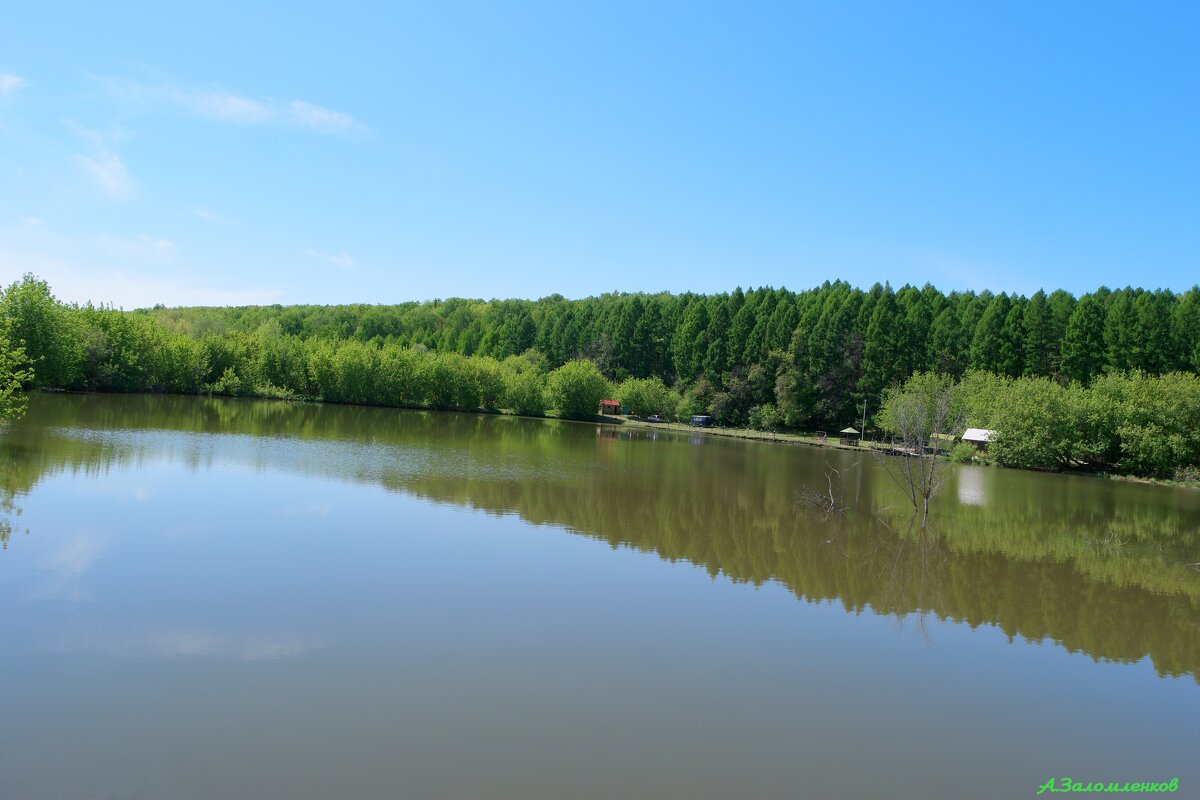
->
[[1, 2, 1196, 308]]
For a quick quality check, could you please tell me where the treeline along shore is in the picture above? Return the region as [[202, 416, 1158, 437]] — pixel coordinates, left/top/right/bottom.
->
[[1, 273, 1199, 479]]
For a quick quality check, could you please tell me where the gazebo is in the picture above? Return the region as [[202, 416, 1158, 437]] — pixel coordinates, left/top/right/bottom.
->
[[839, 427, 860, 446]]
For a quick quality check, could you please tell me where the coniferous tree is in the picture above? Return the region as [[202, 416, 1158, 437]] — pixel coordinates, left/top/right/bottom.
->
[[671, 298, 709, 382], [929, 305, 968, 377], [703, 296, 732, 379], [969, 293, 1010, 374], [897, 286, 932, 375], [1060, 294, 1108, 383], [1133, 290, 1175, 374], [1173, 287, 1200, 372], [860, 286, 903, 400], [999, 296, 1026, 378], [1104, 291, 1137, 372], [1022, 290, 1058, 377]]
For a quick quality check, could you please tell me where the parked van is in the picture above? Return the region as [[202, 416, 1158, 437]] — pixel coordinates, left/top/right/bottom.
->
[[689, 415, 714, 427]]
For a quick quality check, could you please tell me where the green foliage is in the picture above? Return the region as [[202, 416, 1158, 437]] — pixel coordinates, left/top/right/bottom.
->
[[861, 285, 903, 397], [253, 382, 301, 401], [128, 280, 1199, 434], [707, 391, 739, 425], [504, 369, 547, 416], [616, 377, 675, 418], [953, 370, 1200, 478], [955, 370, 1012, 429], [420, 352, 478, 410], [948, 441, 977, 463], [1060, 294, 1107, 383], [988, 377, 1073, 470], [0, 274, 82, 387], [677, 376, 714, 420], [1022, 290, 1058, 377], [969, 293, 1010, 375], [747, 403, 783, 431], [470, 357, 507, 410], [1094, 372, 1200, 478], [7, 272, 1200, 478], [547, 360, 610, 419], [0, 321, 33, 421], [878, 372, 964, 437], [208, 367, 244, 397]]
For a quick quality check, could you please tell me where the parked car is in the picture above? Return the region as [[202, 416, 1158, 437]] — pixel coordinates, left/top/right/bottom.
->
[[690, 415, 714, 427], [646, 414, 664, 423]]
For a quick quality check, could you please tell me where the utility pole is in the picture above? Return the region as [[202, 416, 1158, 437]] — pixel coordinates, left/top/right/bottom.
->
[[861, 398, 867, 443]]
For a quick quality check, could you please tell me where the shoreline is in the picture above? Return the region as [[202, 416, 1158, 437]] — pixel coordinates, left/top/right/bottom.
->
[[615, 416, 1200, 490], [29, 389, 1199, 491]]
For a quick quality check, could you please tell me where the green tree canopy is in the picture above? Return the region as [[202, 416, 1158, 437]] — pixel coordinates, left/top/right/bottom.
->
[[547, 360, 611, 420]]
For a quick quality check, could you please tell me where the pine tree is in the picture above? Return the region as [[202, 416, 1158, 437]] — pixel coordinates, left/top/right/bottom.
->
[[1173, 287, 1200, 372], [1022, 290, 1057, 377], [1133, 290, 1175, 373], [928, 305, 967, 376], [1104, 291, 1137, 372], [969, 293, 1010, 374], [897, 286, 932, 375], [703, 297, 732, 379], [999, 296, 1026, 378], [860, 286, 903, 398], [1060, 294, 1107, 383], [671, 299, 709, 382]]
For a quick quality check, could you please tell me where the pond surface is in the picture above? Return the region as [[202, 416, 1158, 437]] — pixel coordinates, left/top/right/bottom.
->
[[1, 393, 1198, 799]]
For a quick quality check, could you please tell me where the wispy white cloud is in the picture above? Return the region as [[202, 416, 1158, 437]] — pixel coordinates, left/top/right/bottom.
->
[[187, 89, 275, 123], [66, 121, 137, 200], [98, 76, 364, 135], [17, 216, 43, 228], [194, 208, 229, 224], [75, 150, 136, 199], [289, 100, 355, 133], [99, 77, 271, 124], [0, 72, 30, 97], [91, 233, 175, 260], [303, 247, 355, 269]]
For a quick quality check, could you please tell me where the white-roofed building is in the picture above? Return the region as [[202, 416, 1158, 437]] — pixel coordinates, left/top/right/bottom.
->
[[961, 428, 995, 451]]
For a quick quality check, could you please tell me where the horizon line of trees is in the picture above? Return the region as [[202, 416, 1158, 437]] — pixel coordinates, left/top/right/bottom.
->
[[2, 273, 1198, 478], [145, 278, 1200, 426]]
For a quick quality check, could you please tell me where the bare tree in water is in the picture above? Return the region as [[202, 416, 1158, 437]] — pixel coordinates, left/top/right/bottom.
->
[[798, 459, 859, 516], [874, 374, 965, 524]]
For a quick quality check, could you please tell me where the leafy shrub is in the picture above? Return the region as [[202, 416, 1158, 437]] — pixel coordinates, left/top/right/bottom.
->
[[547, 359, 610, 419], [948, 441, 977, 463], [1174, 466, 1200, 484], [747, 404, 783, 432], [208, 367, 244, 397], [616, 377, 674, 418], [504, 369, 546, 416]]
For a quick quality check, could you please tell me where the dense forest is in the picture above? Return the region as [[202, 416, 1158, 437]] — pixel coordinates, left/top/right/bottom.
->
[[1, 273, 1198, 478]]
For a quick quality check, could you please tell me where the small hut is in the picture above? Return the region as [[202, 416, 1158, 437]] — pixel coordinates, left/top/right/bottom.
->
[[961, 428, 994, 451], [599, 399, 622, 415], [839, 427, 860, 446]]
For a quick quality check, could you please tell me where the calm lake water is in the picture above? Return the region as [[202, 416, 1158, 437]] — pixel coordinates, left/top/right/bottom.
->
[[1, 393, 1198, 799]]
